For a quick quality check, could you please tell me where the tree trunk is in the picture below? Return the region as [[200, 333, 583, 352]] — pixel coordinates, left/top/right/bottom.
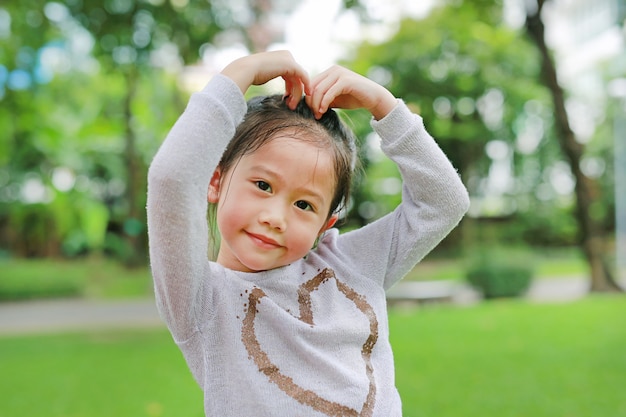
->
[[122, 67, 145, 266], [525, 1, 622, 292]]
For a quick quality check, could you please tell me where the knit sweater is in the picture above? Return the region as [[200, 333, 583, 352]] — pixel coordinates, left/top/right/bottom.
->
[[147, 74, 469, 416]]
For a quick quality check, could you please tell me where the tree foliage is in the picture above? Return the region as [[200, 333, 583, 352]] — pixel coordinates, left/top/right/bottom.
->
[[1, 0, 302, 261], [0, 0, 618, 271], [1, 1, 230, 260], [343, 0, 560, 232]]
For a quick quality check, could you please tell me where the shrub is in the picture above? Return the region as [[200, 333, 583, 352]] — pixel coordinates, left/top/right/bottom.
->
[[0, 263, 84, 301], [0, 258, 153, 301], [465, 248, 534, 299]]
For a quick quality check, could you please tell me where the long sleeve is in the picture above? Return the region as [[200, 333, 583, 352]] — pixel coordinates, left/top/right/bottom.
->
[[146, 75, 247, 341], [334, 100, 470, 289]]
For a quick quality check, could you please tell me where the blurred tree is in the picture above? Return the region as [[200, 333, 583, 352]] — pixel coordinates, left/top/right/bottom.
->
[[0, 1, 72, 257], [0, 0, 297, 264], [342, 0, 548, 236], [524, 0, 622, 292], [0, 2, 184, 261], [339, 0, 621, 291], [60, 0, 234, 265]]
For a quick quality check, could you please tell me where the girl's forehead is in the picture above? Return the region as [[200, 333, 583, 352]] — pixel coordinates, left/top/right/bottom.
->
[[245, 136, 336, 180], [254, 133, 332, 155], [256, 135, 332, 159]]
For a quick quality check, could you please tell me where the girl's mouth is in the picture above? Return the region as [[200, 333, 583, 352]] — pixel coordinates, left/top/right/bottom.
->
[[246, 231, 282, 249]]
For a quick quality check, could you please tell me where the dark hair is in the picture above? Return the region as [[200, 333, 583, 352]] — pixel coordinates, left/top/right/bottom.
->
[[218, 94, 357, 218]]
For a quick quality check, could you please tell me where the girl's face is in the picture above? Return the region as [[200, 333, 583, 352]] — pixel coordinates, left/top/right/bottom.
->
[[208, 135, 338, 272]]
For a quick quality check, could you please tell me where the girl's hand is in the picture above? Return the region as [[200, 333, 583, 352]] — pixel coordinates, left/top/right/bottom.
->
[[306, 65, 397, 120], [221, 50, 310, 110]]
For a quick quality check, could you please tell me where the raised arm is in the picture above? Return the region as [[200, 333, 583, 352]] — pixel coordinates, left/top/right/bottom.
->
[[147, 74, 245, 341], [222, 50, 310, 109], [308, 65, 469, 288], [147, 51, 310, 340]]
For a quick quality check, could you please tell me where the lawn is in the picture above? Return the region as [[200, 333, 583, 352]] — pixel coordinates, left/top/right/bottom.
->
[[0, 330, 204, 417], [391, 295, 626, 417], [0, 257, 154, 301], [1, 295, 624, 417]]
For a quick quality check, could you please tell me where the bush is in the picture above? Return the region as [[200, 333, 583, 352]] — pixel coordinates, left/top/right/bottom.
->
[[465, 248, 534, 299], [0, 262, 84, 301], [0, 258, 153, 301]]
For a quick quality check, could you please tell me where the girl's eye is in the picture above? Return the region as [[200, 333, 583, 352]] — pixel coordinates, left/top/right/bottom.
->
[[256, 181, 271, 192], [295, 200, 312, 211]]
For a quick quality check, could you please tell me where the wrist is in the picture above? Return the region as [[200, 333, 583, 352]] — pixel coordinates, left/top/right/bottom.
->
[[220, 60, 253, 94], [371, 93, 398, 121]]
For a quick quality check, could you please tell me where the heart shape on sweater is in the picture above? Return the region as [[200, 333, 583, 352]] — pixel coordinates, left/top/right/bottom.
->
[[241, 268, 379, 417]]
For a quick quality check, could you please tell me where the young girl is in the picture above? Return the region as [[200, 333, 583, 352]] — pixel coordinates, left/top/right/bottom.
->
[[147, 51, 469, 416]]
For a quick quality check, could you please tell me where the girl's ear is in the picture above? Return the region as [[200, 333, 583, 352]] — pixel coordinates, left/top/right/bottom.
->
[[319, 214, 339, 235], [207, 167, 222, 203]]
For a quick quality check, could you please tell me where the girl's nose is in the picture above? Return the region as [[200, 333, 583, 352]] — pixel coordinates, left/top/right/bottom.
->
[[259, 206, 287, 231]]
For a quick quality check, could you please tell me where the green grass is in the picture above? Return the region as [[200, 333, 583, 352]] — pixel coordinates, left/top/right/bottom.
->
[[0, 258, 153, 300], [0, 330, 204, 417], [0, 296, 624, 417], [390, 295, 626, 417]]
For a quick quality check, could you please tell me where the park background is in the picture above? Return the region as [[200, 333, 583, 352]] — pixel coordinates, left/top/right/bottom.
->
[[1, 0, 625, 416]]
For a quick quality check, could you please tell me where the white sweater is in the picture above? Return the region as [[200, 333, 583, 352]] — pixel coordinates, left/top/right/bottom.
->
[[147, 74, 469, 416]]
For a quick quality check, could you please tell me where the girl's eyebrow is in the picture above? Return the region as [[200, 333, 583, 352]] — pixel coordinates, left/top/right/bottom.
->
[[249, 165, 281, 181]]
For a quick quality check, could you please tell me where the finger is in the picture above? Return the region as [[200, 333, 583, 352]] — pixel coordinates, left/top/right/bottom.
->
[[314, 72, 345, 117], [284, 58, 310, 94], [282, 59, 309, 109], [307, 68, 330, 113], [296, 68, 311, 95], [289, 80, 304, 110], [284, 77, 293, 98], [283, 76, 304, 110], [309, 70, 339, 118]]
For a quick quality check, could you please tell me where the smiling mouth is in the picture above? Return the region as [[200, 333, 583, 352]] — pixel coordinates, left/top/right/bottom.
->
[[246, 231, 282, 249]]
